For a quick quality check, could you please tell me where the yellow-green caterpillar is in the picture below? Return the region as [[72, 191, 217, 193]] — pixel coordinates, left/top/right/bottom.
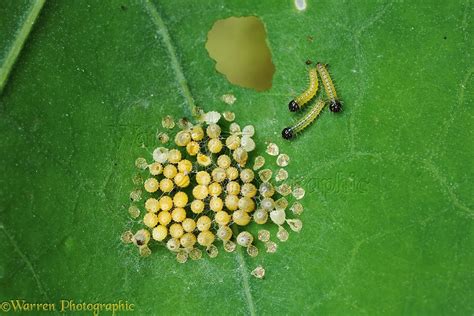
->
[[288, 68, 319, 112], [282, 99, 326, 139], [316, 63, 342, 112]]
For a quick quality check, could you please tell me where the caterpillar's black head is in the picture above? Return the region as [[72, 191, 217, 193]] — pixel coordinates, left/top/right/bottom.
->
[[282, 127, 294, 140], [288, 100, 300, 112], [329, 100, 343, 113]]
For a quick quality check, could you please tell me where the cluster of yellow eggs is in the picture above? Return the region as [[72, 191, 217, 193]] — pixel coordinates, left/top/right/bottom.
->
[[122, 112, 305, 263]]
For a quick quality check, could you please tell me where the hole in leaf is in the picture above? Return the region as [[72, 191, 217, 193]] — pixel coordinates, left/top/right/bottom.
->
[[205, 16, 275, 91]]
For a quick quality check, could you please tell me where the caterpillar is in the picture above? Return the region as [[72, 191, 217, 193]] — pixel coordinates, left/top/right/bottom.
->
[[288, 67, 318, 112], [282, 99, 326, 140], [316, 63, 342, 112]]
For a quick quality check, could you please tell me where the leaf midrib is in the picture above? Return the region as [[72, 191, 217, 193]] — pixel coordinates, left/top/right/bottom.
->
[[144, 1, 257, 315], [0, 0, 46, 94]]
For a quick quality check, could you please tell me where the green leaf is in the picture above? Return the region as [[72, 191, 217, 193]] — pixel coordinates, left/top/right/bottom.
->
[[0, 0, 472, 315]]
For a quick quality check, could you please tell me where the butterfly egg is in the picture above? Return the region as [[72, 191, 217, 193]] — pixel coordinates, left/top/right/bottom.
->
[[277, 226, 289, 242], [226, 167, 239, 180], [233, 147, 248, 166], [159, 196, 173, 211], [191, 125, 204, 141], [241, 136, 255, 152], [265, 241, 278, 253], [206, 124, 221, 138], [223, 111, 235, 121], [167, 149, 182, 164], [186, 141, 200, 156], [242, 125, 255, 137], [177, 159, 193, 174], [253, 156, 265, 170], [152, 225, 168, 241], [169, 223, 184, 239], [226, 135, 241, 150], [251, 266, 265, 279], [132, 174, 143, 186], [182, 218, 196, 232], [174, 172, 190, 188], [217, 225, 233, 241], [260, 197, 275, 210], [197, 153, 212, 167], [178, 117, 192, 130], [277, 183, 292, 196], [217, 154, 231, 169], [241, 183, 257, 198], [159, 178, 174, 192], [253, 209, 268, 224], [223, 240, 237, 252], [226, 181, 241, 195], [162, 115, 175, 129], [153, 147, 169, 163], [275, 197, 289, 211], [128, 205, 140, 218], [215, 211, 231, 226], [143, 212, 159, 228], [189, 248, 203, 260], [139, 245, 152, 257], [247, 245, 259, 257], [144, 178, 159, 193], [196, 215, 212, 231], [204, 111, 221, 125], [275, 169, 289, 182], [149, 162, 163, 175], [132, 229, 151, 247], [232, 210, 251, 226], [238, 197, 255, 212], [224, 194, 239, 211], [286, 219, 303, 232], [180, 232, 197, 248], [175, 130, 191, 146], [258, 169, 272, 182], [176, 250, 188, 263], [259, 182, 275, 198], [129, 189, 142, 201], [196, 171, 211, 185], [210, 196, 224, 212], [145, 198, 160, 213], [270, 209, 286, 225], [229, 122, 241, 134], [157, 211, 172, 226], [163, 164, 177, 179], [277, 154, 290, 167], [197, 231, 215, 247], [208, 182, 223, 196], [171, 207, 187, 222], [157, 132, 170, 144], [166, 238, 180, 252], [206, 244, 219, 258], [192, 185, 209, 200], [292, 186, 306, 200], [258, 229, 270, 242], [240, 168, 255, 183], [207, 138, 223, 154], [191, 199, 205, 214], [173, 192, 188, 208], [211, 168, 226, 183], [291, 202, 304, 215], [236, 231, 254, 247], [135, 157, 148, 170]]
